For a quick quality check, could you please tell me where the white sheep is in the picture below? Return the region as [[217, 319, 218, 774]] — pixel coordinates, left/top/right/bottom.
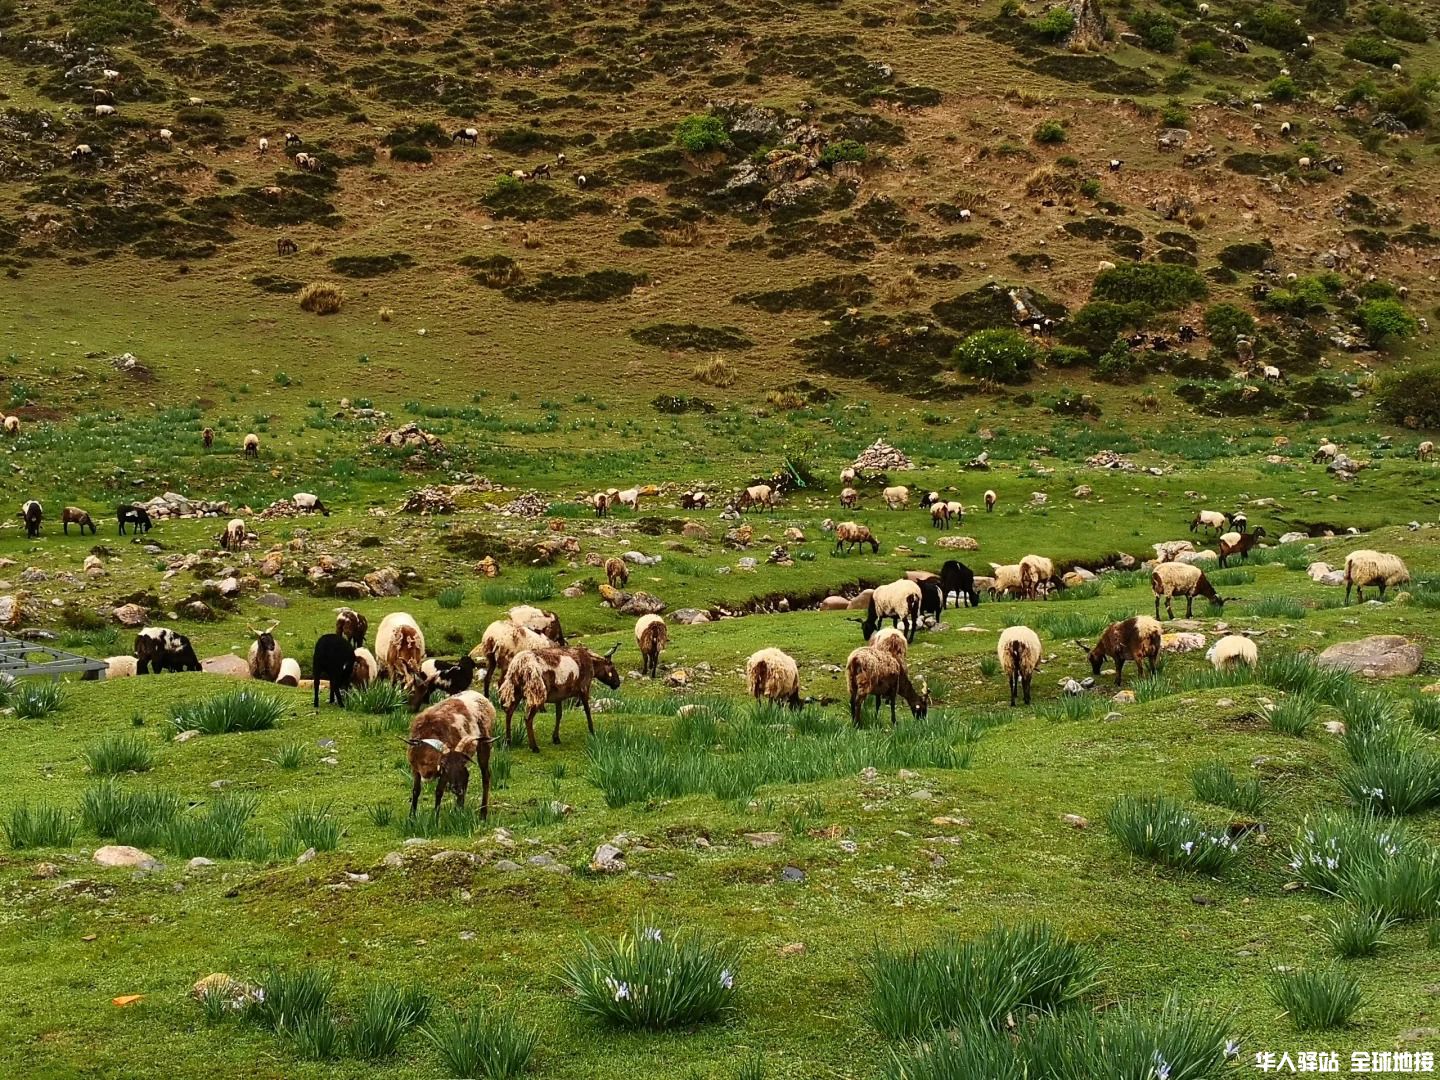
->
[[959, 208, 972, 222], [1190, 509, 1228, 534], [509, 604, 564, 643], [861, 579, 923, 641], [472, 619, 549, 694], [1019, 554, 1055, 600], [3, 415, 19, 437], [882, 485, 909, 510], [1418, 440, 1434, 462], [746, 648, 801, 707], [1206, 634, 1257, 671], [1312, 441, 1339, 463], [95, 104, 116, 118], [375, 612, 426, 681], [258, 137, 269, 153], [276, 657, 303, 686], [71, 144, 94, 162], [984, 489, 997, 512], [158, 128, 173, 143], [1299, 156, 1312, 169], [1097, 260, 1117, 272], [988, 563, 1024, 600], [1392, 63, 1403, 74], [635, 613, 668, 678], [1343, 550, 1409, 604], [1152, 562, 1225, 619], [1198, 2, 1208, 13], [998, 626, 1042, 706], [840, 467, 857, 486], [616, 487, 641, 511], [352, 647, 380, 687], [243, 432, 260, 457]]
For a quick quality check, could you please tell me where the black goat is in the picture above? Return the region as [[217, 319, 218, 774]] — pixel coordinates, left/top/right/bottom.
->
[[21, 500, 41, 539], [406, 656, 478, 710], [939, 560, 980, 608], [917, 579, 944, 623], [134, 628, 201, 674], [312, 633, 358, 707], [117, 504, 153, 535]]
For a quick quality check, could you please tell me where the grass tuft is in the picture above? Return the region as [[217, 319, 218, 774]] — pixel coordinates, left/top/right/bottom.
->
[[171, 691, 283, 735], [1268, 695, 1316, 737], [248, 964, 333, 1032], [347, 982, 431, 1059], [13, 681, 67, 719], [82, 732, 154, 775], [5, 802, 78, 848], [1267, 967, 1363, 1031], [345, 681, 408, 715], [1324, 908, 1392, 959], [421, 1004, 538, 1078], [1108, 794, 1244, 874], [282, 803, 340, 853], [1190, 760, 1263, 814]]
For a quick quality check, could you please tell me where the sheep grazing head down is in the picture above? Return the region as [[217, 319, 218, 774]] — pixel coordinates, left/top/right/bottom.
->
[[591, 644, 623, 689], [407, 736, 475, 802]]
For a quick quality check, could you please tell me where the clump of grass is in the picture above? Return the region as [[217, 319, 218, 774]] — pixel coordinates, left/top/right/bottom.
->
[[1250, 594, 1307, 619], [1036, 695, 1104, 723], [1014, 996, 1236, 1078], [367, 802, 394, 827], [1032, 609, 1110, 638], [1324, 908, 1392, 959], [298, 281, 345, 314], [287, 1009, 342, 1060], [1339, 731, 1440, 816], [347, 982, 431, 1059], [248, 964, 334, 1032], [865, 923, 1097, 1039], [1268, 694, 1316, 737], [161, 793, 265, 860], [82, 732, 154, 775], [272, 742, 305, 770], [1261, 653, 1354, 704], [13, 681, 67, 719], [1204, 567, 1255, 587], [1267, 967, 1363, 1031], [1409, 695, 1440, 731], [421, 1004, 538, 1078], [80, 781, 183, 844], [692, 357, 735, 387], [1287, 811, 1410, 894], [283, 803, 340, 853], [436, 585, 466, 609], [5, 802, 78, 849], [1107, 794, 1244, 874], [398, 804, 481, 838], [1190, 760, 1263, 814], [1340, 848, 1440, 921], [480, 571, 555, 605], [171, 690, 283, 735], [560, 920, 740, 1030], [884, 1026, 1022, 1079], [978, 654, 1000, 678], [346, 680, 408, 716]]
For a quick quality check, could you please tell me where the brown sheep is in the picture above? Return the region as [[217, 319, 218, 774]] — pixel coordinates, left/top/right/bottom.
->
[[845, 645, 928, 726], [498, 645, 622, 753], [745, 648, 801, 707], [635, 614, 668, 678], [404, 690, 495, 819], [61, 507, 97, 536], [1217, 527, 1267, 567], [472, 620, 549, 695], [834, 521, 879, 555], [335, 607, 368, 648], [202, 427, 214, 449], [509, 605, 565, 645], [1080, 616, 1162, 686], [605, 556, 629, 588]]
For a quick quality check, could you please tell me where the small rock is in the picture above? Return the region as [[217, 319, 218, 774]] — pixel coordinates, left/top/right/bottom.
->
[[909, 789, 934, 801], [779, 942, 807, 956], [187, 857, 215, 870], [93, 845, 158, 869], [381, 851, 404, 868], [744, 831, 783, 847], [34, 862, 59, 879], [1323, 720, 1347, 735], [780, 866, 806, 883], [528, 854, 555, 867], [173, 729, 200, 743], [493, 859, 522, 872], [1061, 679, 1084, 696], [401, 837, 430, 848], [1061, 814, 1089, 829], [591, 843, 626, 872], [296, 848, 316, 865], [838, 839, 858, 853], [897, 769, 918, 781]]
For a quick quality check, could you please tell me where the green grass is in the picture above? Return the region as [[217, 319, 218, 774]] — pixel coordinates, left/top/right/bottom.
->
[[5, 802, 78, 848], [248, 964, 334, 1032], [346, 982, 431, 1059], [1107, 794, 1244, 874], [282, 803, 341, 854], [422, 1004, 537, 1078], [345, 682, 408, 715], [161, 793, 266, 860], [171, 691, 284, 735], [13, 681, 67, 719], [1267, 968, 1364, 1031], [1190, 760, 1263, 814], [1267, 695, 1316, 737], [1324, 908, 1393, 959], [81, 732, 155, 775], [80, 781, 184, 845]]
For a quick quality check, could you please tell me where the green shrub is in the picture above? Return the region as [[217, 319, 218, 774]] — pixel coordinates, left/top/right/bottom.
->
[[1267, 75, 1298, 102], [1262, 274, 1339, 317], [1286, 810, 1412, 895], [1108, 794, 1244, 873], [161, 793, 265, 860], [81, 732, 154, 775], [13, 681, 66, 719], [422, 1004, 537, 1078], [952, 328, 1037, 384], [1377, 362, 1440, 428], [1033, 119, 1066, 144], [1092, 263, 1206, 310], [1095, 340, 1146, 384], [820, 139, 868, 166], [1268, 695, 1316, 737], [390, 144, 433, 164], [347, 982, 431, 1059], [1160, 100, 1188, 127], [1307, 0, 1347, 20], [674, 115, 731, 153], [1128, 9, 1178, 51], [1186, 40, 1221, 65], [80, 781, 183, 843], [1368, 3, 1427, 42], [1245, 4, 1306, 49], [248, 964, 333, 1032], [1358, 298, 1417, 345], [1268, 968, 1363, 1031], [71, 0, 159, 42], [1344, 34, 1402, 66], [171, 691, 283, 735], [1203, 303, 1254, 354], [1033, 6, 1076, 39], [1063, 301, 1151, 356]]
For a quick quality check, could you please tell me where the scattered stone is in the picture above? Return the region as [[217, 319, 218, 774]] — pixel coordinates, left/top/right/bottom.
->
[[494, 859, 522, 873], [1061, 678, 1084, 696], [1061, 814, 1089, 829], [936, 535, 980, 551], [779, 942, 807, 956], [431, 850, 478, 865], [1161, 632, 1206, 653], [1112, 689, 1136, 704], [745, 832, 783, 847], [780, 866, 807, 883], [93, 845, 157, 869], [908, 789, 934, 801], [34, 862, 59, 879], [1072, 485, 1093, 498], [528, 854, 556, 867], [671, 608, 710, 626], [931, 816, 970, 827], [590, 844, 626, 872], [381, 851, 404, 868], [296, 848, 317, 865], [1317, 635, 1423, 678], [1323, 720, 1347, 736], [851, 438, 912, 472], [187, 857, 215, 870], [173, 729, 201, 743], [111, 603, 148, 628]]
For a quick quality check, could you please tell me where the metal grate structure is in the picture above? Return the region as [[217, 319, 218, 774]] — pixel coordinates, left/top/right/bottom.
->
[[0, 635, 108, 679]]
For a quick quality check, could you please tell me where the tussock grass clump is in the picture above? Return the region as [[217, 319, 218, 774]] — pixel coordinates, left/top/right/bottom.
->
[[1261, 653, 1354, 705], [1250, 594, 1307, 619], [1409, 695, 1440, 731], [422, 1004, 537, 1078], [347, 983, 431, 1059], [1108, 794, 1243, 873], [80, 781, 183, 844], [298, 281, 345, 314], [1268, 695, 1316, 737], [481, 571, 556, 605], [161, 793, 265, 860], [82, 732, 154, 775], [1203, 566, 1255, 586], [436, 586, 466, 609], [692, 357, 735, 387], [561, 920, 739, 1030], [1268, 968, 1363, 1031], [1191, 760, 1263, 814], [248, 964, 333, 1032], [283, 803, 340, 853], [345, 680, 408, 716], [1287, 811, 1411, 895], [1340, 849, 1440, 921], [287, 1010, 342, 1060], [171, 690, 283, 735], [866, 922, 1097, 1039], [1339, 724, 1439, 816], [1324, 908, 1392, 959], [397, 804, 482, 838], [5, 803, 78, 849], [272, 742, 305, 769], [13, 681, 67, 719], [1036, 694, 1104, 723]]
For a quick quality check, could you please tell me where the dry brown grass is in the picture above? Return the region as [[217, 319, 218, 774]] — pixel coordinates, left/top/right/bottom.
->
[[1024, 166, 1077, 198], [692, 357, 735, 387], [298, 281, 345, 315]]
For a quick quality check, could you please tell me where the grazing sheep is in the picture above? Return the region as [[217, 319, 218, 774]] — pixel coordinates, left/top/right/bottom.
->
[[593, 492, 610, 517], [292, 492, 330, 516], [945, 500, 964, 524], [408, 656, 479, 710], [1206, 634, 1258, 671], [1198, 2, 1209, 13], [959, 208, 971, 221], [94, 104, 116, 117], [202, 427, 214, 448], [247, 623, 282, 682], [472, 619, 550, 695], [860, 579, 923, 642], [1152, 562, 1226, 619], [1343, 550, 1410, 604], [840, 467, 857, 486], [219, 517, 247, 551], [635, 614, 668, 678], [116, 504, 152, 535], [20, 500, 41, 539], [405, 690, 495, 819], [917, 578, 944, 623], [1019, 554, 1056, 600], [258, 137, 269, 153], [985, 489, 997, 512], [1190, 509, 1228, 534], [61, 507, 96, 536], [1217, 527, 1267, 567], [1279, 122, 1292, 137], [989, 563, 1025, 600], [335, 607, 368, 649], [680, 491, 709, 510], [1312, 441, 1339, 463], [930, 502, 952, 529], [919, 491, 941, 508], [736, 484, 775, 512], [2, 415, 18, 437], [605, 556, 629, 588], [1082, 616, 1162, 686], [498, 645, 622, 753], [285, 132, 302, 148], [940, 560, 980, 608], [243, 433, 260, 458], [1231, 511, 1248, 533], [375, 612, 426, 681], [134, 627, 202, 675], [616, 487, 641, 511], [1262, 364, 1284, 383], [352, 647, 379, 687], [834, 522, 880, 554], [1419, 441, 1434, 462], [745, 648, 801, 708], [998, 625, 1042, 706], [509, 605, 565, 644], [576, 174, 587, 187], [1097, 260, 1117, 272], [845, 646, 928, 726], [313, 633, 363, 705], [157, 128, 173, 143], [277, 238, 298, 256], [276, 658, 303, 687], [840, 487, 859, 509], [882, 485, 909, 510], [869, 627, 909, 659], [451, 127, 479, 144], [1108, 158, 1122, 171], [71, 144, 94, 162]]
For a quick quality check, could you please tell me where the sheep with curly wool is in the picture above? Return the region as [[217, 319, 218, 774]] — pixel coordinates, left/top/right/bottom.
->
[[833, 521, 879, 554], [472, 619, 550, 695], [1343, 550, 1409, 604], [1152, 562, 1226, 619], [1019, 554, 1056, 600], [845, 646, 928, 726], [1206, 634, 1258, 671], [746, 647, 801, 707], [509, 605, 565, 644], [375, 612, 426, 681], [998, 626, 1042, 706], [860, 579, 922, 642], [1190, 509, 1228, 534]]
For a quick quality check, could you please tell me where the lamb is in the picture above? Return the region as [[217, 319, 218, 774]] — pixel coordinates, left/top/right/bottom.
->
[[833, 521, 880, 555], [616, 487, 641, 511], [882, 485, 909, 510], [845, 646, 928, 726], [860, 579, 923, 642], [375, 611, 426, 681], [498, 645, 622, 753], [1418, 441, 1434, 462], [157, 128, 173, 143], [247, 623, 282, 682], [1217, 527, 1267, 567], [989, 563, 1025, 600], [1343, 550, 1410, 604], [472, 620, 549, 694], [605, 556, 629, 588], [635, 614, 668, 678], [917, 578, 944, 623], [998, 625, 1042, 706], [20, 500, 41, 539], [679, 491, 709, 510], [509, 605, 565, 644], [352, 647, 379, 687], [1081, 616, 1162, 686], [61, 507, 97, 536], [930, 502, 952, 529], [276, 658, 303, 687], [1312, 441, 1338, 463], [405, 690, 495, 819], [94, 104, 116, 117], [277, 238, 298, 256], [335, 607, 368, 648], [736, 484, 775, 512], [134, 627, 202, 674], [840, 487, 859, 509], [202, 427, 214, 448], [1190, 509, 1228, 534], [243, 433, 260, 458], [219, 517, 247, 551], [1206, 634, 1258, 671], [451, 127, 479, 144], [592, 492, 609, 517], [312, 632, 360, 705], [116, 504, 152, 535], [940, 560, 980, 608], [984, 489, 997, 512], [1230, 511, 1248, 533], [1152, 562, 1226, 619], [745, 648, 801, 708], [2, 415, 17, 437], [293, 492, 330, 516], [1019, 554, 1056, 600]]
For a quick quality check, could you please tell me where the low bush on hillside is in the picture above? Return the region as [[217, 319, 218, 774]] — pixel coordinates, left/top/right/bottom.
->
[[952, 328, 1037, 384], [1092, 263, 1206, 310], [1203, 303, 1254, 354], [1376, 362, 1440, 427], [1344, 34, 1402, 66], [1358, 298, 1417, 345], [299, 282, 345, 314], [674, 115, 730, 153]]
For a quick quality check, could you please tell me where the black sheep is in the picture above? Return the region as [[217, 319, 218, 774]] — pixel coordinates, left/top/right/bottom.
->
[[939, 560, 980, 608], [117, 504, 153, 535], [21, 500, 41, 539], [312, 633, 358, 707]]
